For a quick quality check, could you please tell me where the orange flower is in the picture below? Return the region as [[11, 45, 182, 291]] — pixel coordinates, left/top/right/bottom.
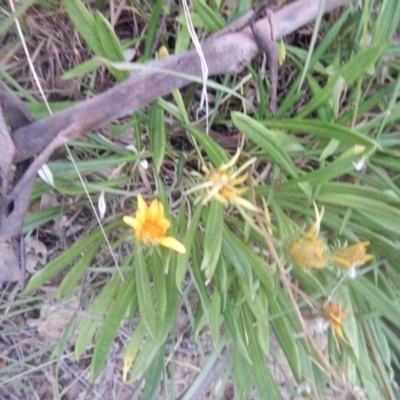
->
[[322, 302, 347, 340], [331, 241, 373, 269], [123, 194, 186, 254], [289, 204, 329, 269]]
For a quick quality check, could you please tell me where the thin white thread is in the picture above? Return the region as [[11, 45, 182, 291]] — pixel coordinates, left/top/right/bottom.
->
[[182, 0, 209, 134]]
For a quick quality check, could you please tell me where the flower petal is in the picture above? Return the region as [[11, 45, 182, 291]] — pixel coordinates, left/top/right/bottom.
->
[[149, 199, 161, 220], [160, 236, 186, 254], [137, 194, 148, 213], [123, 216, 142, 230]]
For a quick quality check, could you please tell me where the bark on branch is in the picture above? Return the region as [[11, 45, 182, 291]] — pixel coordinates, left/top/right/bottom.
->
[[11, 0, 354, 163]]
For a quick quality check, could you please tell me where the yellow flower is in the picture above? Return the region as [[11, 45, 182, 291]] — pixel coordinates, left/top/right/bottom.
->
[[322, 302, 347, 340], [186, 148, 257, 211], [331, 241, 373, 269], [289, 204, 329, 269], [123, 194, 186, 254]]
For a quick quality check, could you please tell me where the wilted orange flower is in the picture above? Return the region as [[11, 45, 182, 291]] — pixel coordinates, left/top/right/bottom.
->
[[123, 194, 186, 254], [186, 148, 257, 211], [289, 204, 329, 269], [322, 302, 347, 340], [331, 241, 373, 269]]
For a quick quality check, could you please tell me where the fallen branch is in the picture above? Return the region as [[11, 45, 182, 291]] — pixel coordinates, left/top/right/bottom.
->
[[11, 0, 354, 163]]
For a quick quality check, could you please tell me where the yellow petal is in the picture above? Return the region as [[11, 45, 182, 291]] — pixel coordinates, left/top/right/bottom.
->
[[332, 241, 373, 268], [229, 172, 248, 186], [332, 321, 345, 340], [158, 217, 171, 232], [149, 199, 161, 220], [289, 237, 328, 269], [160, 236, 186, 254], [223, 192, 257, 211], [123, 216, 142, 230], [305, 204, 324, 239], [219, 148, 240, 172], [137, 194, 148, 213]]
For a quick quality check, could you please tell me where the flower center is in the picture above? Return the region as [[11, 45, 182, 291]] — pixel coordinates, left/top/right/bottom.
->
[[141, 220, 165, 243]]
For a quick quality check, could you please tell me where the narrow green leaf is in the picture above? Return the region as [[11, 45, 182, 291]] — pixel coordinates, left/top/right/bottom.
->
[[0, 0, 36, 38], [201, 200, 224, 281], [176, 203, 203, 290], [224, 302, 252, 364], [149, 100, 166, 173], [95, 11, 129, 81], [233, 348, 253, 397], [152, 252, 167, 321], [186, 124, 228, 166], [270, 298, 302, 382], [175, 25, 191, 54], [123, 321, 147, 380], [142, 341, 167, 400], [192, 0, 225, 33], [298, 43, 387, 117], [243, 304, 283, 399], [209, 290, 222, 350], [261, 118, 378, 148], [91, 267, 135, 379], [223, 229, 271, 296], [339, 285, 359, 359], [128, 336, 160, 382], [144, 0, 164, 59], [349, 277, 400, 330], [231, 112, 298, 178], [23, 227, 103, 293], [373, 0, 400, 43], [61, 58, 102, 80], [75, 274, 121, 361], [61, 0, 102, 54], [135, 242, 157, 340], [58, 237, 102, 299]]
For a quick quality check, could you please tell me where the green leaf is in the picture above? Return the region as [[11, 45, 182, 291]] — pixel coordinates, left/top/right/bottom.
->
[[23, 226, 104, 293], [149, 100, 167, 173], [185, 124, 228, 166], [209, 290, 222, 350], [152, 252, 167, 321], [123, 321, 147, 380], [61, 58, 102, 80], [128, 336, 160, 382], [298, 43, 388, 117], [0, 0, 36, 39], [373, 0, 400, 43], [58, 237, 102, 299], [176, 203, 203, 290], [144, 0, 164, 59], [270, 298, 302, 382], [242, 304, 283, 399], [142, 341, 167, 400], [261, 119, 378, 148], [91, 267, 135, 379], [135, 243, 157, 340], [349, 277, 400, 330], [61, 0, 102, 54], [192, 0, 225, 33], [224, 302, 252, 364], [75, 274, 121, 361], [95, 11, 129, 81], [201, 200, 224, 281], [231, 112, 299, 179], [339, 285, 359, 359]]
